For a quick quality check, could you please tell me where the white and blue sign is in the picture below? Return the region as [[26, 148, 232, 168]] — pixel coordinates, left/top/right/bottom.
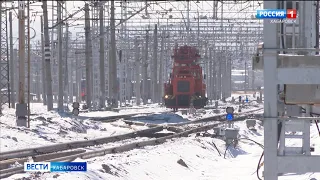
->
[[24, 162, 87, 172], [256, 9, 286, 19], [226, 113, 234, 121]]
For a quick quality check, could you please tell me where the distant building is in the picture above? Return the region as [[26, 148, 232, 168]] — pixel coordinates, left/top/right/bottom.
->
[[231, 70, 248, 90], [231, 69, 263, 91]]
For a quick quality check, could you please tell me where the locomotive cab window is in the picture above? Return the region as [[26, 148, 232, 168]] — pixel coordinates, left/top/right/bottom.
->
[[177, 81, 190, 92]]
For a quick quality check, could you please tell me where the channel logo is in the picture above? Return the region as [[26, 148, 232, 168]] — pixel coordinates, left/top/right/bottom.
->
[[256, 9, 297, 19], [24, 162, 50, 172], [24, 162, 87, 172]]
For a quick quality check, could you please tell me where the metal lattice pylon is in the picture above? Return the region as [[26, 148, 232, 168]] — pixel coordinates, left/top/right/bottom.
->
[[0, 3, 10, 113]]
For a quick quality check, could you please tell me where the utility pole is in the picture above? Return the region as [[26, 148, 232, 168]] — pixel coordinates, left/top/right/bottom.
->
[[142, 29, 149, 105], [109, 1, 118, 107], [164, 31, 171, 84], [65, 23, 72, 103], [186, 1, 190, 45], [57, 1, 63, 111], [159, 30, 165, 102], [221, 50, 227, 101], [64, 23, 70, 104], [27, 1, 31, 128], [208, 47, 213, 101], [41, 15, 47, 105], [84, 3, 92, 108], [217, 48, 222, 100], [212, 47, 217, 100], [252, 68, 255, 90], [75, 42, 80, 102], [16, 0, 27, 127], [244, 56, 247, 93], [227, 53, 232, 97], [99, 4, 105, 109], [35, 51, 40, 102], [151, 24, 158, 103], [197, 11, 200, 47], [9, 12, 15, 108], [204, 42, 209, 97], [134, 37, 141, 105], [42, 0, 53, 111]]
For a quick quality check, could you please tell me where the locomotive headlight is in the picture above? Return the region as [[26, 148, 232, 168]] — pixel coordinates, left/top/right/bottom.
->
[[165, 95, 168, 99]]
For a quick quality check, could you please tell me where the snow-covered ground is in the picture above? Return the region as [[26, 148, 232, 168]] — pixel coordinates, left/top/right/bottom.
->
[[1, 93, 319, 180], [0, 96, 259, 152], [0, 103, 172, 151], [4, 119, 319, 180]]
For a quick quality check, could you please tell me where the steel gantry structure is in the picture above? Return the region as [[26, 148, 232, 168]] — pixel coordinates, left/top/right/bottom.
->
[[2, 0, 266, 114], [0, 2, 10, 114], [1, 1, 320, 179], [261, 0, 320, 179]]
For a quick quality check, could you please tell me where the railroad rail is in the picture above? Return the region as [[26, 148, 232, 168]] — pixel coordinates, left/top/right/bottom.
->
[[0, 108, 262, 161], [88, 112, 155, 121], [0, 108, 263, 179]]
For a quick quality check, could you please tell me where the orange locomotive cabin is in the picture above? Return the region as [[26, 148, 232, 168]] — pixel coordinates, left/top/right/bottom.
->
[[163, 45, 208, 110]]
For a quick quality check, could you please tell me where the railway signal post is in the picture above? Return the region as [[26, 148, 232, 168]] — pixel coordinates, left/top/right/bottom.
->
[[225, 106, 234, 128], [72, 102, 79, 116]]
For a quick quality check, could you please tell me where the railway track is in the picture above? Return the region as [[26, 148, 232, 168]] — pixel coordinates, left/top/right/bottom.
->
[[0, 107, 263, 179], [88, 112, 156, 121]]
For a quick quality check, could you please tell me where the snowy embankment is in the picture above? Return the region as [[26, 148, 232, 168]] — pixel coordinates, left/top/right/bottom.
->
[[0, 99, 252, 152], [6, 120, 320, 180], [0, 103, 170, 152]]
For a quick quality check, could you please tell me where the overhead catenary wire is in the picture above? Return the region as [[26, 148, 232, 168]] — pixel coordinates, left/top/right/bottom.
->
[[48, 2, 96, 30]]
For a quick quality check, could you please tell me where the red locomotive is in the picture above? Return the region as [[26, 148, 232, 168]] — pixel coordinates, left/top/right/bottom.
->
[[163, 45, 208, 110]]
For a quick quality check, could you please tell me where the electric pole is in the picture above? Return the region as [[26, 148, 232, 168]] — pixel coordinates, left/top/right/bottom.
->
[[84, 3, 92, 108], [159, 30, 165, 102], [209, 47, 213, 101], [186, 0, 190, 45], [212, 47, 217, 100], [65, 23, 71, 104], [57, 1, 63, 111], [27, 1, 31, 128], [142, 29, 149, 105], [42, 0, 53, 111], [40, 15, 46, 105], [99, 4, 106, 109], [16, 0, 27, 127], [109, 1, 118, 107], [217, 49, 222, 100], [9, 12, 15, 108], [75, 42, 81, 102], [134, 37, 141, 105], [151, 24, 158, 103]]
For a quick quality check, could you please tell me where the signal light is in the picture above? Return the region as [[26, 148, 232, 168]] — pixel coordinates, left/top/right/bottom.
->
[[226, 113, 234, 121], [72, 102, 80, 116], [226, 107, 234, 121]]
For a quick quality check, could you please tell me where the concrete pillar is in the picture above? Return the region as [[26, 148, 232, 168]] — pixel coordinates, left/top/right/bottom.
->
[[263, 1, 279, 179]]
